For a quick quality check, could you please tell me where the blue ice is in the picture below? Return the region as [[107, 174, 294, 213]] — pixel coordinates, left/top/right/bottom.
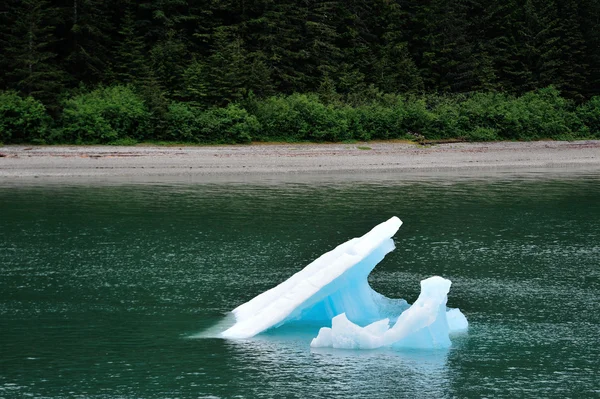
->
[[221, 217, 468, 349]]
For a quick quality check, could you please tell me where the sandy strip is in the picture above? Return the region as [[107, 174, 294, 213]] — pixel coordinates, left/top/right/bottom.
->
[[0, 141, 599, 179]]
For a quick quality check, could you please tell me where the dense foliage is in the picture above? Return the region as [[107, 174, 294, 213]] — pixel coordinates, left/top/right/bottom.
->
[[58, 86, 149, 143], [1, 87, 598, 144], [0, 92, 51, 143], [0, 0, 599, 143]]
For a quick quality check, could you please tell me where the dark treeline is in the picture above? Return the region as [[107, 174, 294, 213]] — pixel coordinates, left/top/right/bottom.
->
[[1, 0, 600, 144]]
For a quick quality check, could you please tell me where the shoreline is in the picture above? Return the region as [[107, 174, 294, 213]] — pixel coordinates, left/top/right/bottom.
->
[[1, 140, 599, 180]]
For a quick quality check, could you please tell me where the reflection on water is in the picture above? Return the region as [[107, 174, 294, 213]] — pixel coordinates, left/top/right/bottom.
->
[[1, 171, 599, 398], [227, 336, 452, 398], [194, 316, 460, 395]]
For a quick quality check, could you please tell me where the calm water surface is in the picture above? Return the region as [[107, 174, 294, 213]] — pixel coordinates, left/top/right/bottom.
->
[[1, 173, 599, 398]]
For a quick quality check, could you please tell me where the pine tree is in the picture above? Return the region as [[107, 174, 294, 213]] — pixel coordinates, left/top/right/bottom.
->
[[304, 0, 342, 86], [186, 0, 219, 57], [245, 51, 275, 98], [256, 0, 312, 93], [554, 0, 588, 100], [204, 27, 252, 105], [140, 0, 192, 97], [0, 0, 66, 105], [150, 29, 188, 96], [372, 1, 423, 93], [178, 58, 209, 107], [113, 1, 147, 85], [580, 0, 600, 98], [1, 0, 596, 111], [484, 0, 534, 93], [527, 0, 561, 89], [63, 0, 114, 85], [462, 0, 499, 91], [329, 0, 376, 94], [0, 1, 8, 90], [139, 0, 191, 42], [375, 34, 423, 93]]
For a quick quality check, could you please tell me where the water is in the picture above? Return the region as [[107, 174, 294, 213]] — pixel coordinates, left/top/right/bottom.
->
[[1, 172, 599, 398]]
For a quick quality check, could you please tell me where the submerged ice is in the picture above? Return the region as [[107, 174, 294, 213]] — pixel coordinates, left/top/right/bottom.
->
[[221, 216, 468, 349]]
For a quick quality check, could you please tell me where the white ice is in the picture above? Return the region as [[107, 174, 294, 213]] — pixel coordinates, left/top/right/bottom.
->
[[221, 216, 468, 349], [310, 276, 469, 349]]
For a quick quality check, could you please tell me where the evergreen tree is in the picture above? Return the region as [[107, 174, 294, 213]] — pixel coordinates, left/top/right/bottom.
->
[[186, 0, 219, 56], [580, 0, 600, 98], [375, 34, 423, 93], [486, 0, 535, 93], [63, 0, 114, 85], [140, 0, 192, 97], [526, 0, 561, 89], [415, 0, 495, 92], [178, 58, 209, 107], [139, 0, 191, 42], [0, 0, 66, 105], [205, 28, 248, 105], [257, 0, 312, 92], [203, 27, 273, 105], [373, 1, 423, 93], [554, 0, 588, 100], [113, 1, 147, 85], [0, 1, 8, 90], [330, 0, 376, 94], [150, 29, 188, 96], [1, 0, 598, 112], [304, 0, 342, 86]]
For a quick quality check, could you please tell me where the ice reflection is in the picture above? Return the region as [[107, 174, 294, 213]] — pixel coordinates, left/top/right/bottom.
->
[[222, 327, 452, 397]]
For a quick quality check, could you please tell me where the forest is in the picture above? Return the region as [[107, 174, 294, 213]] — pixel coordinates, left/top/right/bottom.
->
[[1, 0, 599, 144]]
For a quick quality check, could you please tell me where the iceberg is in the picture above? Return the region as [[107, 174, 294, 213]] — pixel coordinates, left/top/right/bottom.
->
[[221, 216, 468, 349], [311, 276, 469, 349]]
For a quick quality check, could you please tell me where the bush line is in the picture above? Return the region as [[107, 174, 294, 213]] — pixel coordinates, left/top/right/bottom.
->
[[1, 86, 599, 145]]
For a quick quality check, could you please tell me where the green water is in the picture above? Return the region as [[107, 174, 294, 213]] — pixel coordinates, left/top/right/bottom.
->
[[1, 173, 599, 398]]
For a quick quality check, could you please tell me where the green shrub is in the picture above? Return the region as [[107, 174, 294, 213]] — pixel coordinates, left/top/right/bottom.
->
[[466, 126, 499, 142], [577, 96, 600, 138], [252, 94, 351, 142], [504, 87, 583, 140], [451, 88, 585, 141], [459, 92, 511, 137], [0, 91, 50, 144], [19, 84, 597, 144], [58, 86, 149, 144], [429, 95, 469, 139], [197, 104, 260, 143], [400, 97, 436, 138], [109, 137, 138, 146], [165, 102, 199, 142], [350, 101, 406, 140], [166, 102, 260, 143]]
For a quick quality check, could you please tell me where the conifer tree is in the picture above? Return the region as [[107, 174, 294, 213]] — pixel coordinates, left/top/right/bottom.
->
[[554, 0, 588, 100], [331, 0, 377, 94], [418, 0, 496, 92], [0, 0, 66, 105], [178, 59, 209, 107], [150, 30, 188, 96], [372, 1, 423, 93], [305, 0, 342, 86], [253, 0, 311, 92], [1, 0, 599, 111], [63, 0, 114, 85], [113, 2, 147, 85], [141, 0, 192, 97], [580, 0, 600, 98], [204, 27, 274, 105]]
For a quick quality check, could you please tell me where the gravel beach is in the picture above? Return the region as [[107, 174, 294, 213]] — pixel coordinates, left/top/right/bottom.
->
[[1, 141, 599, 180]]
